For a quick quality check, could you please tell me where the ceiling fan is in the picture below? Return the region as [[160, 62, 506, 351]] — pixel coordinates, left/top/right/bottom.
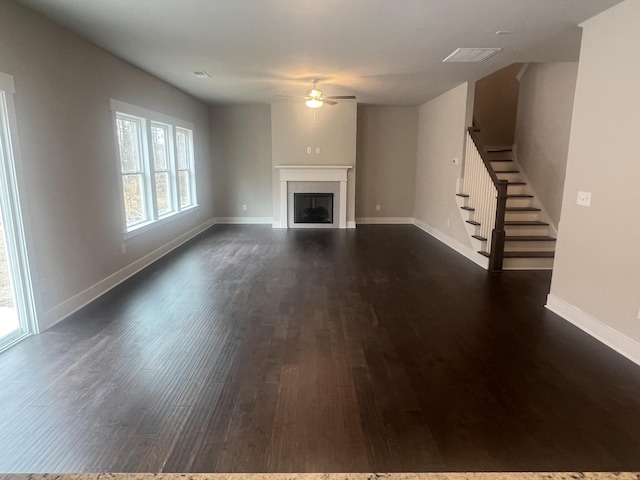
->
[[278, 79, 356, 108]]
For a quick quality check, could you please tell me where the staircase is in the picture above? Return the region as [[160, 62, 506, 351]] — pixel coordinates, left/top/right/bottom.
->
[[457, 139, 556, 270]]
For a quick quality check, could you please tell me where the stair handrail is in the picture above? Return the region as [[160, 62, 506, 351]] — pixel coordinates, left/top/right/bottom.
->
[[467, 127, 508, 271]]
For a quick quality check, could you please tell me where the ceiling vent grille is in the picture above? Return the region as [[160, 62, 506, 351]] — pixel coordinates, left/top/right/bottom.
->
[[442, 48, 502, 63], [192, 71, 211, 79]]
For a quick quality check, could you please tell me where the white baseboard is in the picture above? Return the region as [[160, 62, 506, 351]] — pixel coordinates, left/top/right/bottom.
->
[[40, 219, 216, 331], [546, 294, 640, 367], [356, 217, 413, 224], [347, 221, 356, 229], [214, 216, 273, 224], [412, 218, 488, 270]]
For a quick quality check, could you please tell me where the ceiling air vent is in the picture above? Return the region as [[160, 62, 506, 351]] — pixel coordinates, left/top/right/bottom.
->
[[442, 48, 502, 63], [192, 71, 211, 79]]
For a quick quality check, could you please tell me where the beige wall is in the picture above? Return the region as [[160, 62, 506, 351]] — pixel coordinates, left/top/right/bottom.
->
[[271, 102, 357, 226], [473, 63, 521, 147], [549, 0, 640, 344], [0, 0, 213, 329], [514, 62, 578, 227], [210, 104, 272, 219], [414, 82, 472, 246], [356, 105, 418, 219]]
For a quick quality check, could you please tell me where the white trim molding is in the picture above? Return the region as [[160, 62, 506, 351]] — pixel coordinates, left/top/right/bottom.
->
[[546, 294, 640, 367], [41, 219, 215, 331], [274, 165, 352, 229], [357, 217, 413, 225], [214, 217, 273, 225], [412, 219, 489, 270]]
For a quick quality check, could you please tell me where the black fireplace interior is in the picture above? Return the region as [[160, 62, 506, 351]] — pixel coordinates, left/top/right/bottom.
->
[[294, 193, 334, 224]]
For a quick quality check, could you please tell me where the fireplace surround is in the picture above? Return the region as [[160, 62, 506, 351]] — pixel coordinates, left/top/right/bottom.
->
[[274, 165, 352, 228]]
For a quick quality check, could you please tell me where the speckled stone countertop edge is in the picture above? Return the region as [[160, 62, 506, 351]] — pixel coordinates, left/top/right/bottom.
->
[[1, 472, 639, 480]]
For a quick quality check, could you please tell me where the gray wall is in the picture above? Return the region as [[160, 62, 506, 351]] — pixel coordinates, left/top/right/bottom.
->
[[0, 0, 213, 329], [414, 82, 473, 247], [549, 0, 640, 345], [473, 63, 521, 147], [356, 105, 418, 220], [210, 104, 273, 220], [271, 102, 357, 226], [515, 62, 579, 227]]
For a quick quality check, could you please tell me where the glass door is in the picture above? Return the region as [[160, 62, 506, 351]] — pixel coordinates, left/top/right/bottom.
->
[[0, 74, 37, 352]]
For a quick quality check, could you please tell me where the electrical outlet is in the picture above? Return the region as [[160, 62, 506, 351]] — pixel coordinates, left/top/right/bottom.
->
[[242, 204, 247, 211], [577, 191, 591, 207], [375, 204, 381, 211], [315, 147, 320, 154], [306, 147, 311, 154]]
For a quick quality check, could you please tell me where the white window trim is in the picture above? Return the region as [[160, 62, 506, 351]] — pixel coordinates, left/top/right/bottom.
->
[[110, 99, 198, 239]]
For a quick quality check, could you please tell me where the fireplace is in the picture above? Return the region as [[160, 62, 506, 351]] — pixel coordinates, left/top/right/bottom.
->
[[274, 165, 353, 229], [294, 193, 334, 224]]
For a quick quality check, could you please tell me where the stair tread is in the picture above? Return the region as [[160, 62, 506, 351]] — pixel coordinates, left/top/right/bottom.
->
[[486, 147, 513, 153], [456, 193, 469, 198], [478, 251, 490, 258], [508, 182, 527, 186], [505, 220, 550, 226], [507, 194, 534, 198], [466, 220, 481, 226], [496, 170, 520, 174], [489, 159, 513, 162], [504, 251, 555, 258], [506, 207, 541, 211], [505, 236, 556, 241], [472, 235, 487, 241], [461, 206, 475, 211]]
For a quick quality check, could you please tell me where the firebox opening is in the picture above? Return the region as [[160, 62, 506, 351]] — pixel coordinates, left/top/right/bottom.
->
[[294, 193, 334, 224]]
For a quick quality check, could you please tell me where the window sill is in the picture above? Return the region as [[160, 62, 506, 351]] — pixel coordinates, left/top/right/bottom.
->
[[123, 205, 199, 241]]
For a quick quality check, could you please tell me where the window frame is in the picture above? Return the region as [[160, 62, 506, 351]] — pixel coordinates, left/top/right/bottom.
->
[[110, 100, 198, 239]]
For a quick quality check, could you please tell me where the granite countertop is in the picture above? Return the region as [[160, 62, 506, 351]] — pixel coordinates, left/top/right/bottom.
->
[[1, 473, 639, 480]]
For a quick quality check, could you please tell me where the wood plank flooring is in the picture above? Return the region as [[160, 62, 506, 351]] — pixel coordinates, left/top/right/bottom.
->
[[1, 225, 640, 473]]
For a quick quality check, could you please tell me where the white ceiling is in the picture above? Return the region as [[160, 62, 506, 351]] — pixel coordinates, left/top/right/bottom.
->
[[14, 0, 623, 105]]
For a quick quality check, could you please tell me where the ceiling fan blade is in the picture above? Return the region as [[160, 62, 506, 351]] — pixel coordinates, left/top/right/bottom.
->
[[324, 99, 338, 105], [275, 94, 307, 99], [325, 95, 356, 100]]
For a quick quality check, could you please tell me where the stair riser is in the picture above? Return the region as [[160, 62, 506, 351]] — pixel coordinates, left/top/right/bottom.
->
[[504, 226, 552, 236], [506, 198, 535, 208], [505, 242, 556, 251], [505, 211, 541, 221], [506, 184, 528, 195], [492, 164, 516, 172], [485, 150, 514, 160], [503, 257, 554, 270]]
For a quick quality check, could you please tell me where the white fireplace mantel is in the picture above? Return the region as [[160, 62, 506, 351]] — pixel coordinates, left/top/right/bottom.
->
[[275, 165, 352, 228]]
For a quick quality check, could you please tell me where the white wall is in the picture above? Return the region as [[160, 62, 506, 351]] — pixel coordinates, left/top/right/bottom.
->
[[548, 0, 640, 362], [271, 102, 357, 226], [356, 105, 418, 220], [515, 62, 579, 227], [210, 104, 273, 221], [414, 82, 473, 248], [0, 0, 213, 329]]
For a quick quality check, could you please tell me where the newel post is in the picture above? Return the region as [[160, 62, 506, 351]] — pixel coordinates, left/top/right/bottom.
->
[[489, 180, 508, 272]]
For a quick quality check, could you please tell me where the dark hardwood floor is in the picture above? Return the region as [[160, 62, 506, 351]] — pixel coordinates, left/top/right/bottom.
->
[[1, 225, 640, 473]]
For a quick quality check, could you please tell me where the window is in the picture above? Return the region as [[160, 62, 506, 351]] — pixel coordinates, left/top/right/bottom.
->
[[111, 100, 197, 234]]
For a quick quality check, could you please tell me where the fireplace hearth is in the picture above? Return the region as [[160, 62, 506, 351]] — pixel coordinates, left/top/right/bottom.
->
[[294, 193, 334, 224]]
